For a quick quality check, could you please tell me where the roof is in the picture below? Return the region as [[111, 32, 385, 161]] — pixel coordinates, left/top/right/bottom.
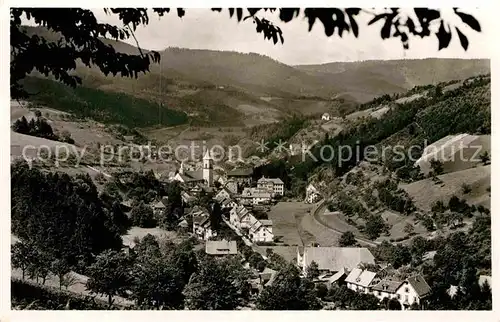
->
[[227, 167, 253, 177], [153, 199, 167, 208], [257, 177, 284, 185], [205, 240, 237, 255], [345, 268, 377, 287], [241, 187, 272, 199], [406, 275, 431, 297], [302, 247, 375, 272], [177, 170, 204, 182], [327, 268, 347, 284], [371, 278, 404, 293], [259, 267, 277, 282], [260, 219, 273, 226], [422, 250, 437, 261]]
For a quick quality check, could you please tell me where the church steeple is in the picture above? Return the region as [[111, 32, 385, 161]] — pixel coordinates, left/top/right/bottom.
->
[[203, 149, 213, 186]]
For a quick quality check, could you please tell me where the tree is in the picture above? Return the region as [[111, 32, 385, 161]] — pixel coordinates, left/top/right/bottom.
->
[[11, 8, 481, 98], [256, 263, 321, 310], [479, 151, 490, 165], [403, 223, 414, 235], [365, 214, 386, 240], [27, 246, 52, 284], [85, 250, 132, 306], [183, 257, 242, 310], [130, 201, 156, 228], [391, 245, 412, 269], [338, 231, 357, 246], [50, 258, 71, 290], [209, 201, 222, 232], [11, 242, 33, 280], [429, 159, 444, 176], [387, 298, 402, 310], [12, 116, 29, 134], [305, 261, 320, 280]]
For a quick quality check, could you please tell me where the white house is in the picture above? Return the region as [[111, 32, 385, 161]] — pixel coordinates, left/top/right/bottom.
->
[[229, 204, 258, 230], [394, 275, 431, 310], [297, 246, 375, 275], [305, 183, 321, 204], [192, 208, 216, 240], [345, 268, 378, 294], [371, 278, 404, 304], [240, 187, 273, 205], [321, 113, 331, 121], [249, 219, 273, 243], [257, 176, 285, 196], [215, 187, 233, 202]]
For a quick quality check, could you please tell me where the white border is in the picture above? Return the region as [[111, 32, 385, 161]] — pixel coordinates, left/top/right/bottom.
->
[[1, 1, 498, 322]]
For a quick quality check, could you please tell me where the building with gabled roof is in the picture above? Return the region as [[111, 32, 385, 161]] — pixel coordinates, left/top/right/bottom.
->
[[229, 204, 258, 230], [395, 274, 431, 309], [371, 278, 404, 303], [297, 246, 375, 274], [239, 187, 272, 205], [227, 167, 253, 185], [249, 219, 273, 243], [205, 239, 237, 256], [345, 268, 378, 294]]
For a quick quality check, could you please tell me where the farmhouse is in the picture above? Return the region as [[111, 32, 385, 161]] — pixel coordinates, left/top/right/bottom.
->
[[205, 240, 238, 256], [229, 204, 258, 230], [305, 183, 321, 204], [414, 134, 491, 175], [257, 176, 285, 196], [240, 187, 272, 205], [395, 275, 431, 309], [371, 278, 404, 302], [297, 246, 375, 275], [249, 219, 273, 243], [227, 167, 254, 185], [345, 268, 378, 294]]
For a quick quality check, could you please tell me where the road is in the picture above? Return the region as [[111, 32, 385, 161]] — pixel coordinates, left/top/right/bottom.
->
[[310, 200, 379, 247]]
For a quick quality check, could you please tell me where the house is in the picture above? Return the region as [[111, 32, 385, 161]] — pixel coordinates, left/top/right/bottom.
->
[[259, 267, 278, 287], [371, 278, 404, 304], [257, 176, 285, 196], [224, 180, 238, 194], [321, 113, 331, 121], [227, 167, 253, 185], [192, 207, 216, 240], [152, 197, 168, 215], [345, 268, 378, 294], [181, 191, 196, 205], [395, 275, 431, 309], [215, 187, 233, 202], [240, 187, 272, 205], [229, 204, 258, 230], [297, 246, 376, 274], [414, 134, 491, 175], [305, 183, 321, 204], [220, 197, 237, 210], [249, 219, 273, 243], [316, 268, 348, 289], [205, 240, 238, 256]]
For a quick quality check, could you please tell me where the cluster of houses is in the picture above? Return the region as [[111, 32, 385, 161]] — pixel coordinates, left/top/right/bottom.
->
[[296, 246, 432, 310]]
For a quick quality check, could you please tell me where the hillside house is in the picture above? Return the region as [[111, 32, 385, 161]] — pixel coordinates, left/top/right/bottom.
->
[[249, 219, 273, 243], [215, 187, 233, 202], [414, 134, 491, 175], [257, 176, 285, 196], [305, 183, 321, 203], [227, 167, 254, 185], [192, 208, 216, 240], [297, 246, 375, 275], [224, 180, 238, 194], [321, 113, 331, 121], [205, 240, 238, 256], [345, 268, 378, 294], [152, 197, 168, 215], [229, 205, 258, 230], [371, 278, 404, 304], [240, 187, 272, 205], [395, 275, 431, 309]]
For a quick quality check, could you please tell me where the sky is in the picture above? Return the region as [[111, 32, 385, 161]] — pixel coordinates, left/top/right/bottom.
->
[[29, 8, 492, 65]]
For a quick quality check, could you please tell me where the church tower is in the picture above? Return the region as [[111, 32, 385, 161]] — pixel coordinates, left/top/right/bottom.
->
[[203, 149, 214, 186]]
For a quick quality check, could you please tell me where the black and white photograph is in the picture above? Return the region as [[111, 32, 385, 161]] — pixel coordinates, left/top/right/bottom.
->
[[6, 5, 494, 314]]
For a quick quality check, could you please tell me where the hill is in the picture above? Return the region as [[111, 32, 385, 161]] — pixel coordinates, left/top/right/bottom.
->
[[16, 26, 490, 129]]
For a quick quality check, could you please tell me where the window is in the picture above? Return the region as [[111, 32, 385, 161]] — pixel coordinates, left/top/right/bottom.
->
[[397, 294, 401, 299], [405, 287, 409, 293], [377, 291, 381, 296], [405, 295, 409, 302]]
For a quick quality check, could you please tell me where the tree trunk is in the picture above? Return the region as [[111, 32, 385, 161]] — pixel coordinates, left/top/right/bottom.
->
[[108, 294, 112, 307], [22, 269, 25, 280]]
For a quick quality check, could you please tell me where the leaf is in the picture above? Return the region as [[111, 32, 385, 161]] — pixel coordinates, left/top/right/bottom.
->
[[455, 27, 469, 50], [454, 10, 481, 32], [436, 20, 451, 50]]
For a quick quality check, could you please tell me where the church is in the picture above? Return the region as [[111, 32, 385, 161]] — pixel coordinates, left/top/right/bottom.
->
[[172, 149, 214, 187]]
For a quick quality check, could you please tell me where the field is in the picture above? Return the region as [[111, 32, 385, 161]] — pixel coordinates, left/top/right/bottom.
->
[[266, 201, 315, 246], [400, 165, 491, 212]]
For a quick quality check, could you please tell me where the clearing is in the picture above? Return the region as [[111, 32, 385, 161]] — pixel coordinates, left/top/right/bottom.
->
[[266, 201, 315, 246]]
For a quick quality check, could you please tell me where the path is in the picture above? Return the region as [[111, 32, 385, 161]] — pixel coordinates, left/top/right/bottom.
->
[[310, 200, 379, 247]]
